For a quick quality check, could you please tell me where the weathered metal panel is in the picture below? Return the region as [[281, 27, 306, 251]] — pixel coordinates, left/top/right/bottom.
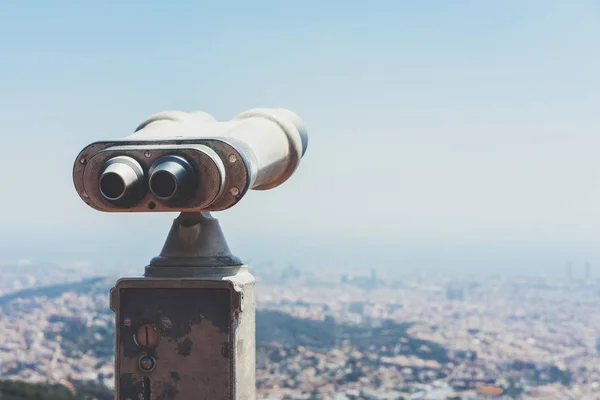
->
[[112, 276, 254, 400]]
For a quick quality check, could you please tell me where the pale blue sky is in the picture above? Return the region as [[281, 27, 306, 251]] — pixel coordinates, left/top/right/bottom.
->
[[0, 1, 599, 274]]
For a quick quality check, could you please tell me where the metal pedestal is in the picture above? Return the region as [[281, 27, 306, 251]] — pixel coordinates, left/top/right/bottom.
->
[[110, 213, 256, 400]]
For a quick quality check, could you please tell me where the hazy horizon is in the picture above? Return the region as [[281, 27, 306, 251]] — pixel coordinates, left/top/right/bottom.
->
[[1, 232, 597, 278]]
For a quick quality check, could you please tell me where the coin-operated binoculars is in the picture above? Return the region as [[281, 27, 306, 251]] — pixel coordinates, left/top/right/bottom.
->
[[73, 108, 308, 400]]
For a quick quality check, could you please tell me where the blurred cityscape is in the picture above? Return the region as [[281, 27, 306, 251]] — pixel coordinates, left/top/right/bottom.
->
[[1, 260, 600, 399]]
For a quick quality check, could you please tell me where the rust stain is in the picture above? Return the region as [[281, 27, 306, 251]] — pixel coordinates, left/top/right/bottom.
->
[[159, 383, 179, 399], [177, 338, 193, 357], [221, 342, 229, 358], [116, 287, 232, 399]]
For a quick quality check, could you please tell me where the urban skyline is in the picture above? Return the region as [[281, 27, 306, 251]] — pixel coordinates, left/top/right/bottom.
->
[[2, 261, 600, 399]]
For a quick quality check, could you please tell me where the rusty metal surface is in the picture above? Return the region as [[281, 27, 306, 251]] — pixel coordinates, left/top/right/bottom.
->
[[74, 140, 250, 213], [114, 281, 234, 399], [72, 108, 308, 214], [112, 276, 255, 400]]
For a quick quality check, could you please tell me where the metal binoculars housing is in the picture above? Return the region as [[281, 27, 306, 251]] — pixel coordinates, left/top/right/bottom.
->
[[73, 108, 308, 212]]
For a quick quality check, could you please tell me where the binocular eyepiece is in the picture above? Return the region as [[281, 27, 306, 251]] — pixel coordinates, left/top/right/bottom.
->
[[147, 155, 196, 201], [73, 108, 308, 212], [98, 156, 143, 202], [97, 155, 195, 204]]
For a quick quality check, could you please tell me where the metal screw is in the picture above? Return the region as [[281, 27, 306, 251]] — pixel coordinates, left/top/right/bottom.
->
[[81, 191, 89, 199], [230, 187, 240, 196], [228, 154, 237, 163], [144, 151, 152, 158], [79, 157, 87, 164], [123, 317, 132, 327]]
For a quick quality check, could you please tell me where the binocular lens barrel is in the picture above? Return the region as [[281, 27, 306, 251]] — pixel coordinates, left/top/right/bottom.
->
[[99, 156, 144, 202], [74, 108, 308, 212], [149, 156, 195, 201]]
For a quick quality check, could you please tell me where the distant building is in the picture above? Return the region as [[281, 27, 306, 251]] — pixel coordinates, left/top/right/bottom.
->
[[446, 286, 464, 301], [585, 261, 591, 281], [340, 270, 379, 289], [477, 386, 504, 397], [370, 268, 377, 286], [409, 383, 454, 399], [348, 302, 365, 315]]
